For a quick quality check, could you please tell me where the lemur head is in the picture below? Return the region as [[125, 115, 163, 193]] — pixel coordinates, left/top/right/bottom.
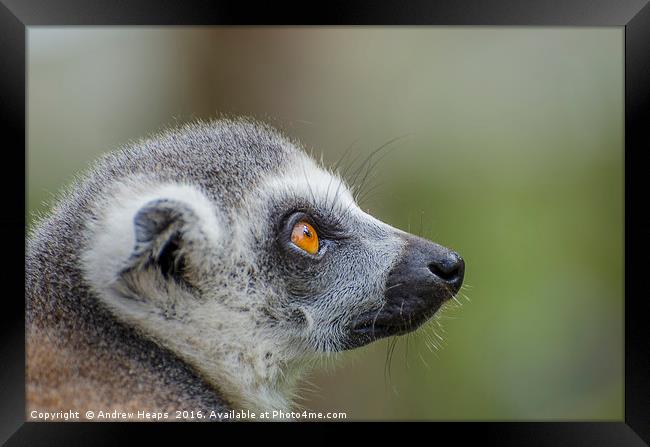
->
[[79, 118, 464, 410]]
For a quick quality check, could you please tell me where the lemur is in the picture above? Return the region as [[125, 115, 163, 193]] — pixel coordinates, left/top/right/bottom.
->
[[26, 118, 464, 420]]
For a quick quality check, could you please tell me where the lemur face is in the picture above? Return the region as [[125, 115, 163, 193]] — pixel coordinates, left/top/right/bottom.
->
[[81, 120, 464, 400], [242, 152, 465, 353]]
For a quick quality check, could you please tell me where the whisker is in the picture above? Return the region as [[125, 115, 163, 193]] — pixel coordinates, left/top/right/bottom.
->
[[385, 283, 404, 292], [354, 134, 411, 203], [326, 139, 360, 215]]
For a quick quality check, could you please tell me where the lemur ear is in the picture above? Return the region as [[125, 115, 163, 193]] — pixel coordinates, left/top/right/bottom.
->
[[83, 184, 222, 303], [125, 198, 201, 282]]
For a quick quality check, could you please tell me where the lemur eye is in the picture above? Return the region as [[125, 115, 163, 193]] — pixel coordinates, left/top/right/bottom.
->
[[290, 221, 319, 255]]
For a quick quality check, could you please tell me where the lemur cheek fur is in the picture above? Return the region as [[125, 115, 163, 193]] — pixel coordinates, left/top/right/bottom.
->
[[26, 118, 463, 418]]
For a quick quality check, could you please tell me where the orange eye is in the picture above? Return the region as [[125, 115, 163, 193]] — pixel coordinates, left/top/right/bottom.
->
[[290, 221, 319, 255]]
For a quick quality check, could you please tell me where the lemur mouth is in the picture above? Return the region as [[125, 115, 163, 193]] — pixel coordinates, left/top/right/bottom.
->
[[351, 311, 438, 339], [345, 304, 443, 349], [343, 234, 464, 350]]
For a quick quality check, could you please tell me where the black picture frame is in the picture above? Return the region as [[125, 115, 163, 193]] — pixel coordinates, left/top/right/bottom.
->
[[1, 0, 648, 444]]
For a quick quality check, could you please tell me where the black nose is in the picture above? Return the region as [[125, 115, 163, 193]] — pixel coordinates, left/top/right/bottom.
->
[[385, 234, 465, 296], [428, 252, 465, 286], [383, 234, 465, 310]]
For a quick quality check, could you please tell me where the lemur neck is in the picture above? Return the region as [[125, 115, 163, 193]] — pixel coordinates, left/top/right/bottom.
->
[[179, 337, 309, 415]]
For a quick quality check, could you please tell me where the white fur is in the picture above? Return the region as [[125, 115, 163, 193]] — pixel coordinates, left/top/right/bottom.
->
[[260, 153, 358, 215]]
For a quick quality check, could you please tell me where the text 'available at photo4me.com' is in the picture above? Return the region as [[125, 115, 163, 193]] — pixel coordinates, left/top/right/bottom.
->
[[29, 408, 348, 421]]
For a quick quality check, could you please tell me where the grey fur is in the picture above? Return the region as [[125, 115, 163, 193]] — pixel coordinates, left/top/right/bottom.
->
[[26, 118, 412, 418]]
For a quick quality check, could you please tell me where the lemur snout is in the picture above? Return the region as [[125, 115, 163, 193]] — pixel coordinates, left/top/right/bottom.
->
[[347, 234, 465, 348]]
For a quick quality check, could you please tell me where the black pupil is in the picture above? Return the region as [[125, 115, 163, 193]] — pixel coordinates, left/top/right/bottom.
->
[[303, 226, 311, 238]]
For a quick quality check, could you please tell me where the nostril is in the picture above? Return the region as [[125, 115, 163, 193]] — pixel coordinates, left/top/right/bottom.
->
[[428, 255, 464, 283], [428, 262, 458, 282]]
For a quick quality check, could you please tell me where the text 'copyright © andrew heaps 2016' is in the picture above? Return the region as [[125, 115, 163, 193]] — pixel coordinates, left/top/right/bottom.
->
[[29, 409, 348, 421]]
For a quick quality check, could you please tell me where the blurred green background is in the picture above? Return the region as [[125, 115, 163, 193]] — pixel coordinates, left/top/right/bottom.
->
[[27, 27, 623, 420]]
